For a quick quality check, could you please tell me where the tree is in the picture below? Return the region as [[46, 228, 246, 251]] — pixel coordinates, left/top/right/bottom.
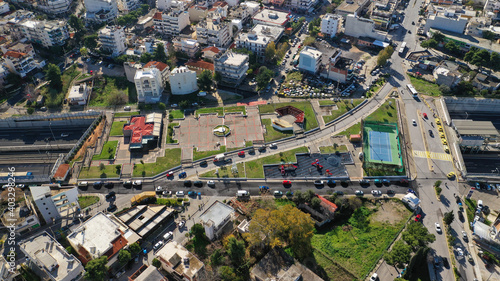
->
[[483, 30, 496, 40], [489, 52, 500, 71], [311, 197, 321, 209], [303, 189, 316, 203], [444, 211, 455, 225], [118, 249, 132, 266], [248, 205, 315, 260], [255, 66, 274, 90], [46, 64, 62, 90], [84, 256, 108, 281], [152, 258, 161, 268], [402, 222, 436, 251], [140, 52, 153, 64], [106, 90, 127, 105], [80, 47, 89, 57], [220, 266, 244, 281], [69, 15, 85, 31], [384, 240, 412, 269], [129, 242, 141, 255], [99, 163, 106, 171], [420, 39, 438, 49], [377, 45, 394, 66], [303, 36, 316, 46], [226, 237, 246, 266], [439, 84, 450, 95], [84, 34, 98, 50], [214, 71, 222, 84], [210, 249, 225, 267], [431, 31, 445, 43], [191, 223, 206, 240], [153, 43, 168, 63], [198, 70, 213, 91], [444, 41, 460, 55], [265, 42, 276, 62]]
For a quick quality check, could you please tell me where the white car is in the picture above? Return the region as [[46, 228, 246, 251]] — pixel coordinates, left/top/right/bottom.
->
[[61, 133, 69, 137], [207, 180, 215, 187], [355, 190, 364, 196], [370, 273, 379, 281], [412, 119, 417, 126], [435, 223, 442, 233], [153, 241, 164, 251], [155, 186, 164, 192], [462, 231, 468, 241], [132, 180, 142, 186], [178, 220, 185, 228], [371, 190, 382, 195], [171, 104, 178, 108], [162, 190, 172, 196], [456, 247, 464, 256], [78, 181, 88, 187], [176, 191, 184, 197], [163, 231, 173, 241]]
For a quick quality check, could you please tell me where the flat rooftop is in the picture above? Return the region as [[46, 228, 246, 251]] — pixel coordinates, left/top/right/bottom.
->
[[453, 119, 499, 136], [253, 8, 290, 26], [156, 241, 204, 279], [217, 52, 248, 66], [251, 24, 284, 41], [429, 28, 500, 54], [199, 201, 234, 228], [115, 205, 172, 237]]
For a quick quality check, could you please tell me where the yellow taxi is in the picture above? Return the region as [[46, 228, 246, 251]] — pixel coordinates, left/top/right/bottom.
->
[[447, 172, 455, 179]]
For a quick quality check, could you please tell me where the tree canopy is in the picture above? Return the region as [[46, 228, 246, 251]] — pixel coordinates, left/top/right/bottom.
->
[[153, 43, 168, 64], [265, 42, 276, 62], [377, 46, 394, 66], [197, 70, 213, 92], [444, 211, 455, 225], [118, 249, 131, 265], [84, 256, 108, 281], [402, 221, 436, 251], [384, 240, 412, 268], [45, 64, 62, 90], [226, 237, 246, 266], [84, 34, 98, 51], [420, 39, 438, 49]]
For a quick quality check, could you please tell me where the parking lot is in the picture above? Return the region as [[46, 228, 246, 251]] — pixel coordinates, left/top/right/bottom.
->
[[77, 57, 125, 77], [264, 152, 352, 178], [460, 182, 500, 222]]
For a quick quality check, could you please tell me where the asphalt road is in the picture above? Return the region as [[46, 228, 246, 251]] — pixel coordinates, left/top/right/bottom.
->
[[0, 126, 88, 146]]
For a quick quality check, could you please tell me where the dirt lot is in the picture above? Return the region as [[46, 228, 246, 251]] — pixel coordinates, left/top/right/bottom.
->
[[370, 199, 409, 225]]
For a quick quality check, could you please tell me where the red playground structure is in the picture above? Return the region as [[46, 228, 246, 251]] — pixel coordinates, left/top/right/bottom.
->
[[311, 159, 323, 170], [325, 169, 332, 176], [280, 163, 298, 175]]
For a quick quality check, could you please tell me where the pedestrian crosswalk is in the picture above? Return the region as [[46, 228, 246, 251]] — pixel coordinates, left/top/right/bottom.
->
[[413, 150, 452, 161]]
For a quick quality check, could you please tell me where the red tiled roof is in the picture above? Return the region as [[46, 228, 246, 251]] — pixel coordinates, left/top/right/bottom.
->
[[276, 106, 304, 124], [202, 46, 220, 53], [144, 61, 169, 72], [209, 7, 217, 11], [104, 235, 128, 259], [54, 164, 70, 180], [185, 60, 214, 71], [191, 5, 208, 10], [213, 1, 228, 7], [3, 50, 27, 59], [153, 12, 162, 20], [317, 195, 338, 213], [123, 116, 155, 144]]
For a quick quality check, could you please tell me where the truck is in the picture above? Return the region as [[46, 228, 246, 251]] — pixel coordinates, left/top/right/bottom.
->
[[214, 153, 225, 162]]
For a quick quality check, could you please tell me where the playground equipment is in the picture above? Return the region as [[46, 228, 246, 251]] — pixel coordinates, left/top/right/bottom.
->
[[311, 159, 323, 170], [280, 163, 298, 175]]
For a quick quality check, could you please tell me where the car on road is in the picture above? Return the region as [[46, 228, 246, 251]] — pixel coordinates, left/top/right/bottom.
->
[[132, 180, 142, 187], [124, 106, 131, 111], [184, 180, 192, 187], [415, 214, 422, 222], [176, 191, 185, 197], [93, 181, 102, 188], [178, 171, 187, 178], [355, 190, 364, 196], [194, 181, 203, 187], [456, 247, 464, 256], [166, 171, 174, 177], [447, 172, 455, 179], [462, 231, 468, 242], [105, 191, 116, 199], [188, 191, 197, 197], [442, 257, 449, 268], [428, 130, 434, 137], [423, 113, 428, 119], [407, 188, 416, 195], [371, 190, 382, 195], [15, 184, 26, 189], [314, 180, 324, 186], [61, 133, 69, 137], [178, 220, 185, 228], [274, 190, 283, 196], [283, 180, 291, 186], [107, 204, 117, 212], [327, 179, 336, 187], [359, 179, 370, 186], [271, 143, 278, 148], [412, 119, 417, 126], [78, 181, 88, 187], [155, 186, 164, 193], [334, 191, 344, 195], [370, 273, 379, 281], [104, 182, 114, 188], [207, 180, 215, 187], [238, 151, 245, 156], [163, 231, 173, 241], [162, 190, 172, 196], [153, 241, 164, 251], [435, 223, 442, 233], [123, 180, 132, 187], [387, 189, 395, 195]]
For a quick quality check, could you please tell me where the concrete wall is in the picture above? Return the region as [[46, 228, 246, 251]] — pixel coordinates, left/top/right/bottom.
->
[[444, 97, 500, 113]]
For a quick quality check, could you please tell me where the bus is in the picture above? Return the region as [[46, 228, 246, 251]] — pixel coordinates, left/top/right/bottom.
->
[[407, 84, 418, 97], [399, 42, 407, 55]]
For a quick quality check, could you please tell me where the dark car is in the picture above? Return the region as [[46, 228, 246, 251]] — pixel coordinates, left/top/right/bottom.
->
[[104, 182, 114, 188], [429, 130, 434, 137], [184, 180, 192, 187], [258, 146, 266, 152], [107, 205, 117, 212], [327, 179, 336, 187], [458, 210, 465, 222], [105, 191, 116, 199], [387, 190, 395, 195], [335, 191, 344, 195], [314, 180, 324, 186], [123, 180, 132, 188], [194, 181, 203, 187], [442, 257, 450, 268], [93, 181, 102, 188], [399, 179, 409, 186]]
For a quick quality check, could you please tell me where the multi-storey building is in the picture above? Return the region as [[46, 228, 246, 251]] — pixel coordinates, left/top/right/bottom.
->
[[289, 0, 315, 12], [169, 66, 198, 95], [321, 13, 341, 37], [344, 14, 387, 41], [38, 0, 72, 14], [3, 50, 37, 77], [235, 31, 271, 60], [98, 25, 126, 57], [196, 13, 231, 48], [214, 51, 249, 85], [19, 20, 69, 48], [84, 0, 118, 22], [188, 4, 208, 22], [299, 46, 322, 74], [173, 37, 200, 57], [156, 0, 185, 10], [252, 8, 291, 26], [0, 1, 10, 14], [153, 9, 190, 37], [135, 67, 164, 103], [118, 0, 140, 13], [485, 0, 500, 20], [423, 11, 469, 34], [29, 186, 79, 224], [251, 24, 284, 43]]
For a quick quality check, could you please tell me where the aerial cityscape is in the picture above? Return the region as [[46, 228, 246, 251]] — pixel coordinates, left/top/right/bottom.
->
[[0, 0, 500, 279]]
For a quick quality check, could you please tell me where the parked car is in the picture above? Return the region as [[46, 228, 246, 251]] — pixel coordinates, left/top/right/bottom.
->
[[283, 180, 291, 186], [371, 190, 382, 195], [163, 231, 173, 241], [176, 191, 185, 197], [387, 189, 395, 195], [78, 181, 88, 187], [429, 130, 434, 137], [355, 190, 364, 196], [370, 273, 379, 281], [412, 119, 417, 126], [104, 182, 114, 188], [107, 204, 117, 212], [155, 186, 164, 193], [327, 179, 336, 187], [132, 180, 142, 187], [274, 190, 283, 196], [462, 231, 468, 242], [194, 181, 203, 187], [178, 220, 185, 228], [415, 214, 422, 222], [184, 180, 192, 187], [207, 180, 215, 187], [442, 257, 450, 268], [93, 181, 102, 188], [314, 180, 324, 186], [123, 180, 132, 187], [153, 241, 164, 251], [166, 171, 174, 177], [435, 223, 442, 233], [105, 191, 116, 199], [238, 151, 245, 156], [162, 190, 172, 196]]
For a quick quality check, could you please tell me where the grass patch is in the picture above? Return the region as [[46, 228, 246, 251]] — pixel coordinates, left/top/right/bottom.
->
[[224, 105, 246, 115], [156, 198, 186, 206], [285, 71, 303, 85], [338, 122, 362, 136], [200, 162, 246, 178], [79, 164, 121, 179], [167, 123, 179, 144], [169, 91, 213, 105], [92, 141, 118, 160], [132, 148, 181, 177], [78, 196, 99, 209], [115, 111, 140, 117], [169, 109, 184, 119], [464, 198, 477, 228], [323, 99, 364, 123], [196, 107, 223, 117], [259, 101, 318, 131], [262, 119, 294, 142], [110, 121, 126, 136], [41, 65, 81, 108], [274, 198, 296, 207], [245, 147, 308, 178], [89, 76, 137, 106], [409, 75, 442, 96], [365, 99, 397, 123], [193, 146, 226, 161], [319, 145, 348, 154]]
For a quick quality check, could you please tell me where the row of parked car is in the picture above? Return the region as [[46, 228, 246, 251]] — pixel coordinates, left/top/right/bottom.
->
[[473, 182, 500, 192], [78, 180, 142, 188]]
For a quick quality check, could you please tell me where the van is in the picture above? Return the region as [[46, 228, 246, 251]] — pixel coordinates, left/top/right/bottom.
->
[[237, 190, 249, 197], [163, 231, 173, 241], [478, 200, 483, 209]]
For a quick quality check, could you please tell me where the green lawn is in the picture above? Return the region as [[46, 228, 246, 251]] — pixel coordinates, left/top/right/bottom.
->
[[245, 147, 309, 178], [200, 162, 246, 178], [115, 111, 140, 117], [323, 99, 364, 123], [193, 146, 226, 161], [89, 76, 137, 106], [224, 106, 246, 115], [167, 123, 178, 144], [196, 107, 224, 117], [409, 75, 442, 96], [365, 99, 397, 123], [78, 196, 99, 209], [262, 119, 294, 142], [79, 164, 121, 179], [259, 101, 318, 131], [42, 65, 81, 108], [338, 122, 362, 136], [110, 121, 126, 136], [92, 141, 118, 160], [319, 145, 348, 154], [133, 149, 181, 177], [312, 200, 412, 279], [170, 110, 185, 119]]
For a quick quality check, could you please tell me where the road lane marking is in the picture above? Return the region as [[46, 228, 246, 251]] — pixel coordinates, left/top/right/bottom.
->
[[412, 150, 452, 161]]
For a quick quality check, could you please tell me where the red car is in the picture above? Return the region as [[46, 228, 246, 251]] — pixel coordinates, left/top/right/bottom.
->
[[423, 113, 428, 119], [283, 180, 291, 185], [90, 70, 93, 74], [414, 214, 422, 222], [238, 151, 245, 156], [166, 171, 174, 177]]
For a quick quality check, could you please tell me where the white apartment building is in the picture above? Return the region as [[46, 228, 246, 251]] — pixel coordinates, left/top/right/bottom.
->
[[173, 38, 200, 57], [169, 66, 198, 95], [118, 0, 140, 13], [0, 1, 10, 14], [20, 232, 85, 281], [153, 9, 190, 37], [38, 0, 72, 14], [289, 0, 316, 12], [236, 32, 271, 60], [156, 0, 185, 10], [344, 14, 387, 41], [29, 186, 79, 224], [3, 50, 38, 77], [135, 67, 164, 103], [484, 0, 500, 20], [19, 20, 69, 48], [98, 25, 126, 57], [199, 201, 234, 240], [188, 4, 208, 22], [252, 8, 290, 26], [84, 0, 118, 22], [196, 14, 231, 48], [299, 46, 322, 74], [251, 24, 284, 42], [423, 11, 468, 34], [321, 13, 341, 38], [214, 51, 249, 85]]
